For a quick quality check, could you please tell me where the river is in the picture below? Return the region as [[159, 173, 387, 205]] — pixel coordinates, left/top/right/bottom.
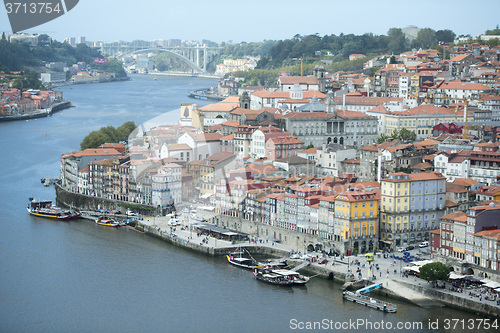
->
[[0, 74, 486, 332]]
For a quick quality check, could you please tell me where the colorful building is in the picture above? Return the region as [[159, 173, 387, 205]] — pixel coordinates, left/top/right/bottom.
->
[[334, 188, 379, 255]]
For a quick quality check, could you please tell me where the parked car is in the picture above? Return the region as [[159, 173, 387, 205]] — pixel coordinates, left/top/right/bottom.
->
[[397, 247, 406, 252], [318, 259, 328, 264], [419, 241, 429, 248], [406, 245, 415, 250], [168, 218, 181, 226]]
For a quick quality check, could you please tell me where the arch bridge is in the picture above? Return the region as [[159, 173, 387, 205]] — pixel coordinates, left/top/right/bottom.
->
[[102, 45, 221, 74]]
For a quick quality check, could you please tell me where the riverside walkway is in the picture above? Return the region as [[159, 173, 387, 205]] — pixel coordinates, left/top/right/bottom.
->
[[136, 214, 500, 317]]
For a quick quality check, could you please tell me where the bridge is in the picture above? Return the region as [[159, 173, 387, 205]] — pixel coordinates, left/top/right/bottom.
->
[[100, 44, 222, 74]]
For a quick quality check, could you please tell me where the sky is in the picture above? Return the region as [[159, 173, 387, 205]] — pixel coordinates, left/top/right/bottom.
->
[[1, 0, 499, 43]]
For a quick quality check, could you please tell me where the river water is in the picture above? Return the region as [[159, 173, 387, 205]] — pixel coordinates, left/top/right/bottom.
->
[[0, 74, 486, 332]]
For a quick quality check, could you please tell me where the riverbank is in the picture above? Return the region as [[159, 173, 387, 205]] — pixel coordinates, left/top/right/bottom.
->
[[49, 76, 131, 89], [0, 100, 73, 122], [128, 214, 500, 318], [146, 71, 222, 79]]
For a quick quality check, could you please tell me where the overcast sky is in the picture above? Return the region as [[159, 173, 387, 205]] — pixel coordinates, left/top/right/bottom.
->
[[1, 0, 499, 43]]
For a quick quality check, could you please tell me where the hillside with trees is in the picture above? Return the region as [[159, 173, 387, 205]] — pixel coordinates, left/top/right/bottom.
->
[[80, 122, 136, 150], [0, 33, 127, 84]]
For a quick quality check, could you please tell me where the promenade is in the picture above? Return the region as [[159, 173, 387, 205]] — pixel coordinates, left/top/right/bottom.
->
[[137, 214, 500, 317]]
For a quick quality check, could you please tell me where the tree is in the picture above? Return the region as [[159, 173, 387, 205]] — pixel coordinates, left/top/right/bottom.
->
[[419, 262, 450, 285], [116, 121, 136, 142], [306, 143, 314, 149], [377, 134, 391, 144], [399, 127, 417, 141], [387, 28, 407, 54], [80, 121, 135, 149], [80, 131, 111, 150], [414, 28, 437, 49], [485, 26, 500, 35], [435, 29, 456, 43]]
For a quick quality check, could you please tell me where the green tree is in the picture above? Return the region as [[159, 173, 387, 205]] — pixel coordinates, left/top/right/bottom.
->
[[485, 25, 500, 35], [435, 29, 456, 43], [116, 121, 136, 142], [80, 131, 112, 150], [387, 28, 407, 54], [399, 127, 417, 141], [80, 122, 135, 149], [377, 134, 390, 144], [419, 262, 450, 285], [306, 143, 314, 149], [11, 71, 45, 91], [37, 34, 51, 45], [414, 28, 437, 49]]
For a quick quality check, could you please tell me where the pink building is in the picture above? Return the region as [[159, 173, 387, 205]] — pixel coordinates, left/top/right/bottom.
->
[[265, 135, 304, 160]]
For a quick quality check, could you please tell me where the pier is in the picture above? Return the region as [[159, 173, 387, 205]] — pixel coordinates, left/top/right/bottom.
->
[[188, 88, 225, 101], [342, 290, 397, 313]]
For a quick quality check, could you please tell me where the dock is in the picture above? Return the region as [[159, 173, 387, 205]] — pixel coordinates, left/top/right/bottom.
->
[[342, 290, 397, 313], [342, 282, 397, 313]]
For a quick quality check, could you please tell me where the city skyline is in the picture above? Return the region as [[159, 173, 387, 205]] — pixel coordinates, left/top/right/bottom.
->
[[1, 0, 499, 44]]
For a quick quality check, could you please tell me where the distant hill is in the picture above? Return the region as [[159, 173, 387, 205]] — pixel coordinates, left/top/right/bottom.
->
[[0, 34, 126, 78]]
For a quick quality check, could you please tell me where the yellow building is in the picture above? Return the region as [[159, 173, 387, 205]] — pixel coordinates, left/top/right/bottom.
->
[[384, 104, 472, 139], [334, 189, 379, 255], [408, 74, 420, 102], [380, 172, 410, 249], [198, 152, 235, 198]]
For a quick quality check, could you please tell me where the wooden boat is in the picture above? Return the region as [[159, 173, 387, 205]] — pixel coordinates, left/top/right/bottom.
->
[[253, 267, 309, 286], [27, 199, 79, 220], [95, 217, 120, 227], [227, 249, 259, 269]]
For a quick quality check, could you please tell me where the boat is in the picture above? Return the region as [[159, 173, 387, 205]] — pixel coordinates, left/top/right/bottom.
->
[[253, 267, 309, 286], [26, 198, 80, 220], [226, 249, 259, 269], [95, 217, 120, 227]]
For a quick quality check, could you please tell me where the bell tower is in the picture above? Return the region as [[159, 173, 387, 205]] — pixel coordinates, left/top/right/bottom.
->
[[239, 91, 250, 109]]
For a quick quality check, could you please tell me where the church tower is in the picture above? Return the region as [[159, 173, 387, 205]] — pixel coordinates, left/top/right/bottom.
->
[[314, 65, 326, 93], [325, 91, 336, 116], [239, 91, 250, 109]]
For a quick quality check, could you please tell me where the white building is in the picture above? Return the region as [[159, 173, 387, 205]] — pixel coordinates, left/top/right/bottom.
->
[[151, 163, 183, 208], [316, 144, 357, 176]]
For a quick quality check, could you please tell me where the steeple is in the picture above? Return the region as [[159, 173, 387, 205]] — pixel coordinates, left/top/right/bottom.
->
[[325, 91, 336, 116], [239, 91, 250, 109]]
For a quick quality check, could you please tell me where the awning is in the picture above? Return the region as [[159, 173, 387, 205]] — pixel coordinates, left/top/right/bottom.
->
[[402, 266, 420, 273], [410, 260, 433, 266], [448, 272, 463, 280], [484, 281, 500, 289]]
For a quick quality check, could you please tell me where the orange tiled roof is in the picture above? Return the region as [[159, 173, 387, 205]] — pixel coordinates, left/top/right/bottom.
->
[[279, 76, 319, 85]]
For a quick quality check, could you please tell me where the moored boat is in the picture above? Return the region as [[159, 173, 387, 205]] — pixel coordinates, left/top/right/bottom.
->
[[226, 249, 259, 269], [26, 198, 79, 220], [253, 267, 309, 286], [95, 217, 120, 227]]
